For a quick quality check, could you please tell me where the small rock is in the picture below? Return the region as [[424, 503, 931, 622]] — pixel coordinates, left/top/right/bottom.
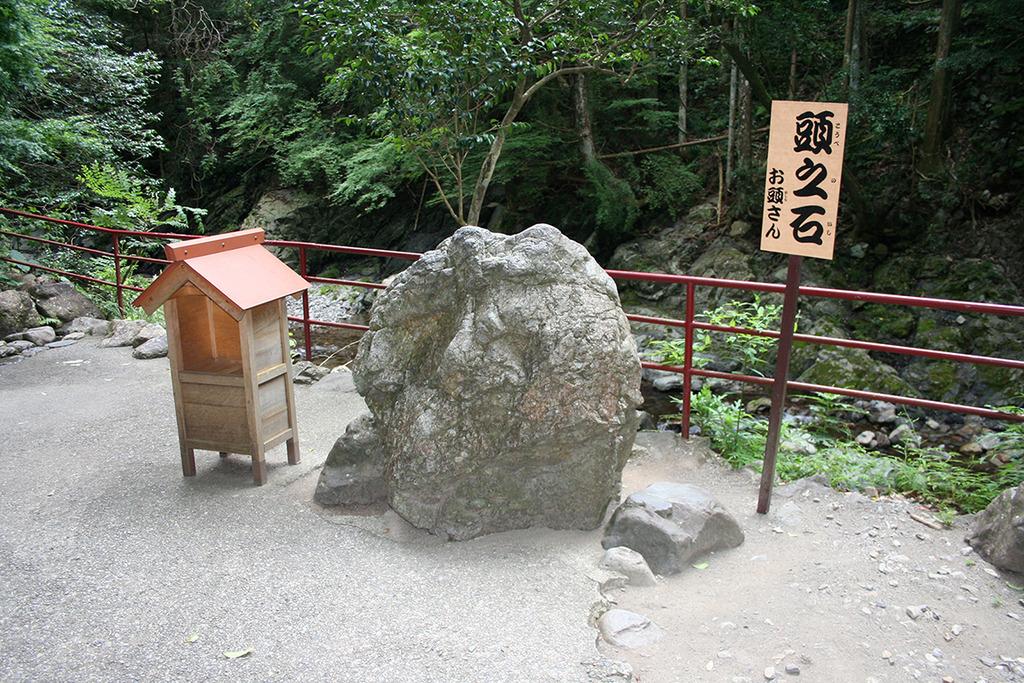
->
[[855, 430, 876, 446], [63, 332, 85, 340], [7, 339, 33, 352], [906, 605, 928, 620], [100, 319, 148, 348], [960, 441, 984, 457], [952, 624, 963, 636], [130, 322, 165, 348], [651, 373, 683, 392], [867, 400, 897, 424], [0, 342, 17, 358], [600, 546, 657, 587], [602, 482, 744, 575], [764, 666, 776, 680], [23, 326, 57, 346], [888, 423, 920, 446], [636, 410, 657, 431], [44, 339, 77, 349], [60, 316, 109, 336], [132, 335, 168, 359], [785, 663, 800, 675], [597, 609, 664, 649]]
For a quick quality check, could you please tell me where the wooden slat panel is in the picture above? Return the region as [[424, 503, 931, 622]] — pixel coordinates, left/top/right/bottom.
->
[[178, 371, 243, 387], [252, 301, 283, 371], [183, 402, 250, 445], [263, 428, 293, 452], [258, 376, 287, 415], [181, 382, 244, 408], [261, 408, 289, 443], [210, 299, 242, 362], [256, 363, 287, 384], [175, 295, 212, 370]]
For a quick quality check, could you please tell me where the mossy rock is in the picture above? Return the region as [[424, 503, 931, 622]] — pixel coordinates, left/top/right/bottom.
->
[[850, 303, 917, 341], [795, 345, 920, 398]]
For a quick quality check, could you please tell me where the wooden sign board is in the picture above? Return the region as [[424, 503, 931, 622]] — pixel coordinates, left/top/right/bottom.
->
[[760, 100, 849, 260]]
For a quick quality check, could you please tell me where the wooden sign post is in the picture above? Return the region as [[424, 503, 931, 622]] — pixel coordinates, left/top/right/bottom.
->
[[756, 100, 848, 514]]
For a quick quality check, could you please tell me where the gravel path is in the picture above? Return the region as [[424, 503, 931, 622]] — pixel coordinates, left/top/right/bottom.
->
[[605, 433, 1024, 682], [2, 338, 1022, 682]]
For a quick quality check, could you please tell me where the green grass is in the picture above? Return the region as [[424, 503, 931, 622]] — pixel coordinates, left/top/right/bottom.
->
[[689, 386, 1024, 516]]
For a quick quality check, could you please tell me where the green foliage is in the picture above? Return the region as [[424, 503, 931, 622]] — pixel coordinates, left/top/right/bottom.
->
[[583, 160, 638, 261], [78, 163, 206, 233], [690, 385, 1024, 514], [652, 295, 784, 376], [623, 153, 703, 219]]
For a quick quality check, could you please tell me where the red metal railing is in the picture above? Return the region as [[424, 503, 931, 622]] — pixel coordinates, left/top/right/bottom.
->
[[2, 206, 1023, 430]]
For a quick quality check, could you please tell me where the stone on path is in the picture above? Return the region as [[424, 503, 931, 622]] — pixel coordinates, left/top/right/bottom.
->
[[130, 322, 165, 348], [314, 413, 387, 506], [100, 319, 148, 348], [600, 546, 657, 587], [967, 483, 1024, 573], [45, 339, 77, 349], [30, 281, 101, 322], [597, 609, 664, 649], [23, 326, 56, 346], [602, 482, 744, 575], [318, 225, 641, 540], [0, 341, 18, 358], [132, 335, 168, 359], [0, 290, 41, 337]]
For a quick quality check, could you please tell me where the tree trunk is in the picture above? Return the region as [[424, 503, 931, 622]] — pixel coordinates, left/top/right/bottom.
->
[[574, 74, 596, 163], [677, 0, 688, 145], [920, 0, 962, 175], [842, 0, 864, 105], [467, 81, 528, 225], [738, 75, 752, 173], [726, 55, 738, 191]]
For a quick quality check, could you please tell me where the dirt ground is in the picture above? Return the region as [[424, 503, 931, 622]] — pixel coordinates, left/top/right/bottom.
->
[[603, 432, 1024, 683]]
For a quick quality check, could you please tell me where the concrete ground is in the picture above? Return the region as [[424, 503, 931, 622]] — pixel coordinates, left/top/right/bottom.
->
[[0, 339, 619, 682], [3, 338, 1023, 683]]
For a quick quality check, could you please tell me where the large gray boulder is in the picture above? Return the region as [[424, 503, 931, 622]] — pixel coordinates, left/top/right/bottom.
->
[[602, 482, 744, 575], [0, 290, 42, 337], [317, 225, 642, 540], [967, 483, 1024, 574], [30, 281, 102, 322]]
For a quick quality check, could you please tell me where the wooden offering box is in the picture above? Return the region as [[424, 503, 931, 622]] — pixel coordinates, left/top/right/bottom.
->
[[134, 228, 309, 485]]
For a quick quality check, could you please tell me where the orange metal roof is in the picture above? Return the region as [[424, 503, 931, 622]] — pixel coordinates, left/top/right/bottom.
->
[[133, 229, 308, 319]]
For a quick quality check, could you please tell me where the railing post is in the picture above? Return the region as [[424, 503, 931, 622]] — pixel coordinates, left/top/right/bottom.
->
[[112, 235, 123, 317], [298, 246, 313, 361], [681, 282, 696, 439]]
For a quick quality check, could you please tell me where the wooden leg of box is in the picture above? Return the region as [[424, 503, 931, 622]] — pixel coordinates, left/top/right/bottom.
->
[[252, 452, 267, 486], [181, 446, 196, 477], [286, 437, 300, 466]]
